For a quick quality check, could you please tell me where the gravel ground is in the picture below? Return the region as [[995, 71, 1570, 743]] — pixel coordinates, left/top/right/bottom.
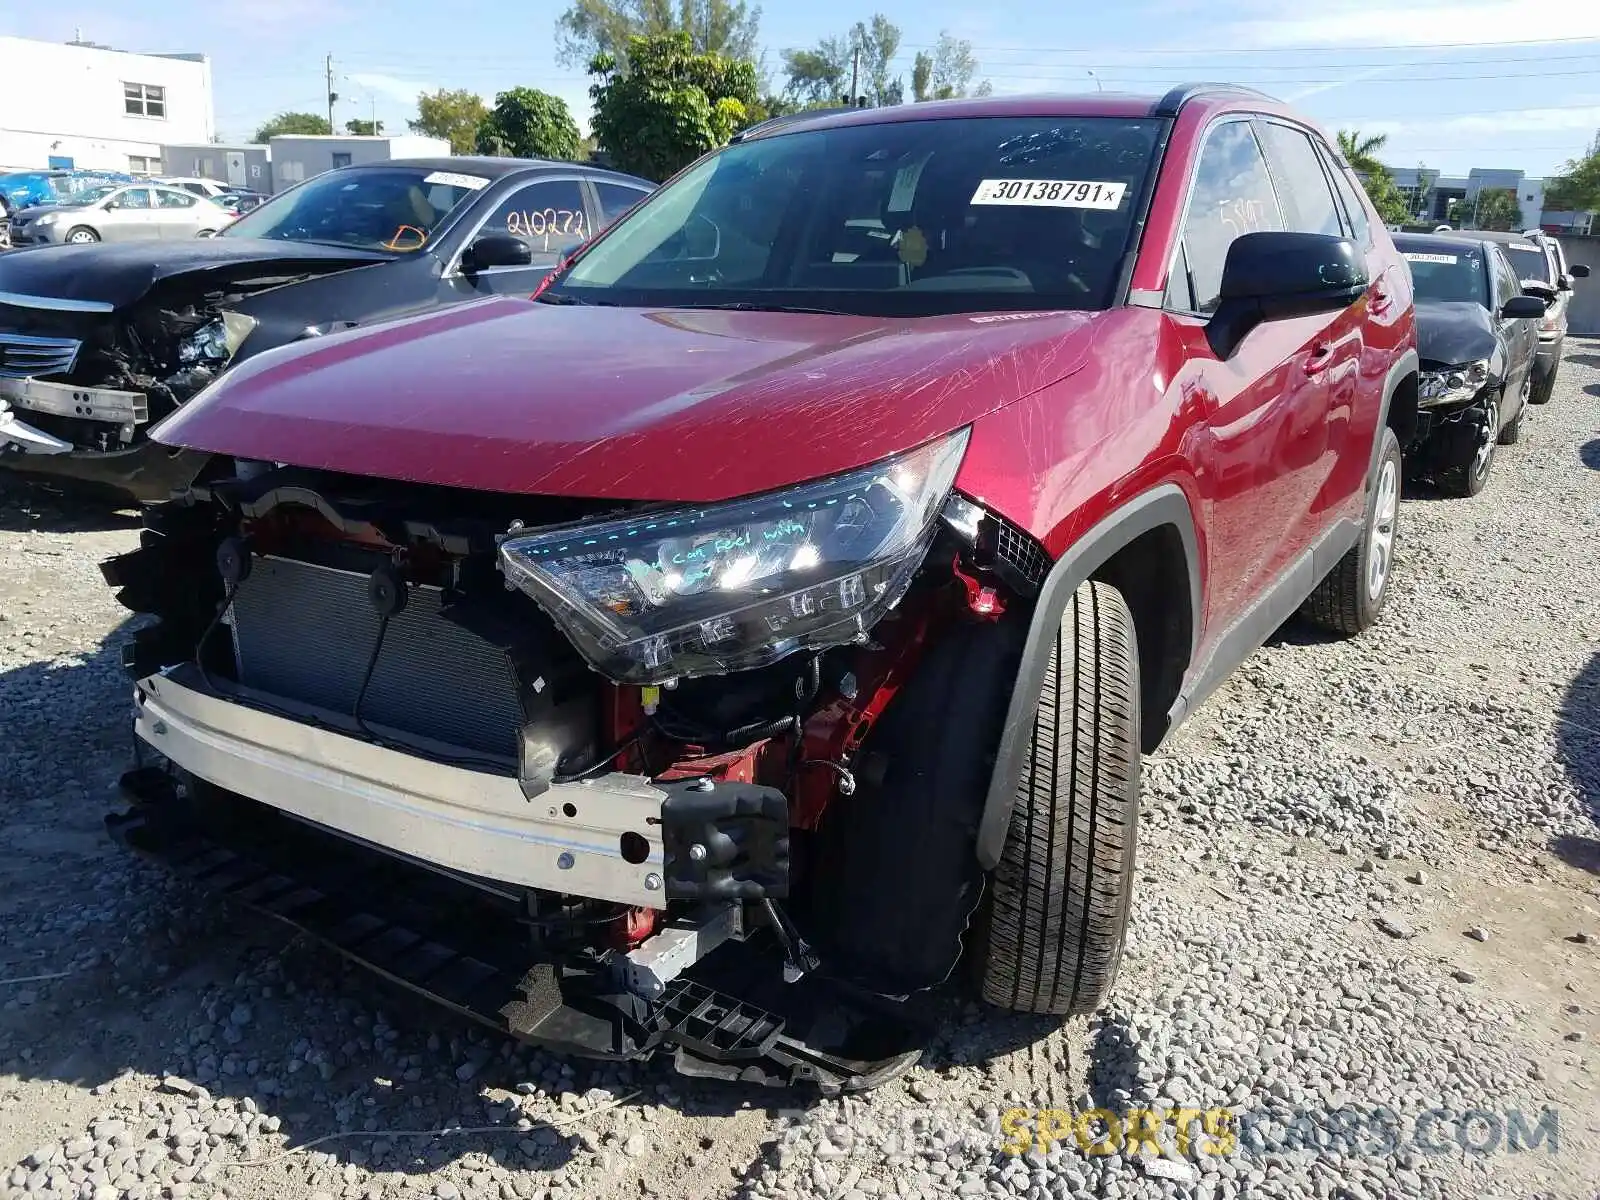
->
[[2, 342, 1598, 1200]]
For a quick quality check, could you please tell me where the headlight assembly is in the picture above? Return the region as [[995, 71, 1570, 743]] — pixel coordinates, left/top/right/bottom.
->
[[1419, 358, 1490, 407], [499, 429, 970, 684], [35, 213, 58, 226], [177, 312, 258, 366]]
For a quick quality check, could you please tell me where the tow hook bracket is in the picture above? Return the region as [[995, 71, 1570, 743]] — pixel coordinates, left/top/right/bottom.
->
[[659, 778, 789, 900]]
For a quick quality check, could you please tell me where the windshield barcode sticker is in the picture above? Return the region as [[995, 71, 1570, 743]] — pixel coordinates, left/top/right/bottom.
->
[[970, 179, 1126, 209], [423, 171, 489, 190], [1403, 252, 1458, 265], [1510, 242, 1540, 251]]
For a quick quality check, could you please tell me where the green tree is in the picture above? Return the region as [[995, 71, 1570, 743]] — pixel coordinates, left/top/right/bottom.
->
[[1336, 129, 1409, 226], [1472, 187, 1521, 231], [252, 111, 331, 142], [782, 14, 903, 107], [590, 32, 758, 180], [557, 0, 761, 69], [474, 88, 583, 159], [910, 31, 990, 101], [344, 118, 384, 135], [1543, 129, 1600, 212], [408, 88, 489, 155]]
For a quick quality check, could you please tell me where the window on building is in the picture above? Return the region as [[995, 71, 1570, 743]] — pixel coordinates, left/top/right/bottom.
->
[[331, 152, 354, 169], [127, 155, 160, 176], [124, 83, 167, 119]]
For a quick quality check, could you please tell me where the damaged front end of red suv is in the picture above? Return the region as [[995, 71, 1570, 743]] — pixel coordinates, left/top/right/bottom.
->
[[100, 411, 1056, 1089]]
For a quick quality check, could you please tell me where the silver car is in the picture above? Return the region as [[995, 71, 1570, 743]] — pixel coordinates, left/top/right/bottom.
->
[[8, 184, 230, 246]]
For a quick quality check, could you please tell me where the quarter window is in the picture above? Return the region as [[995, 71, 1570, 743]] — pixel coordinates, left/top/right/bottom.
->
[[481, 180, 590, 258], [1257, 123, 1343, 238], [124, 83, 167, 119], [1173, 120, 1285, 314], [1323, 155, 1373, 247], [594, 182, 650, 225]]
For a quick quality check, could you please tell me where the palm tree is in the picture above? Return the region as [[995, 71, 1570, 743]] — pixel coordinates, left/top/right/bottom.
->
[[1337, 130, 1390, 177]]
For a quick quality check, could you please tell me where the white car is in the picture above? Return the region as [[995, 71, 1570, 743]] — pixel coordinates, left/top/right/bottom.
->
[[155, 176, 232, 200]]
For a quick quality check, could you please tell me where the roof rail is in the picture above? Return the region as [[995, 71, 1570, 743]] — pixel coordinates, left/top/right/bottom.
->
[[730, 106, 860, 144], [1153, 84, 1278, 117]]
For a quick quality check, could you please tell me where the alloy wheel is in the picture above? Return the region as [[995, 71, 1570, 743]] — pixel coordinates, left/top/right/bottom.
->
[[1471, 397, 1498, 481], [1367, 456, 1398, 601]]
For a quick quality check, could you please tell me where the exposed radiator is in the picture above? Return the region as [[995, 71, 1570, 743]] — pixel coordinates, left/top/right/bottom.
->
[[228, 556, 524, 758]]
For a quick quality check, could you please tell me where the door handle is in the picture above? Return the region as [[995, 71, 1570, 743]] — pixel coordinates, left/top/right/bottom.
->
[[1305, 344, 1334, 375]]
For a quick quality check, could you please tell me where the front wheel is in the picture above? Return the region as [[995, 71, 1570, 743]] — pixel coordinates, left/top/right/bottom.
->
[[1302, 425, 1401, 634], [1440, 394, 1498, 499], [978, 580, 1140, 1016], [64, 226, 99, 244], [1530, 362, 1557, 405]]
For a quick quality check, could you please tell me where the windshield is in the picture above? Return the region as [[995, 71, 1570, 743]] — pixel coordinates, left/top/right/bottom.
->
[[1500, 240, 1551, 284], [56, 184, 119, 208], [1398, 242, 1488, 307], [222, 166, 491, 251], [548, 116, 1162, 316]]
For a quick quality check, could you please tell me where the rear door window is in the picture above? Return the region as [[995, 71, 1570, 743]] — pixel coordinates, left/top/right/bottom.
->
[[594, 182, 651, 225], [1257, 122, 1343, 238], [1173, 120, 1285, 314]]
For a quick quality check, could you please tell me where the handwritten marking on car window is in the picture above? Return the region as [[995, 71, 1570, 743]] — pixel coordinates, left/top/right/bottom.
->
[[1403, 253, 1459, 265], [969, 179, 1127, 210], [1217, 198, 1271, 240], [505, 208, 587, 250]]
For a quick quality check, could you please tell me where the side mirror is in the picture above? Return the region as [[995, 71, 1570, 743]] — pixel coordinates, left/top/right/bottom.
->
[[1206, 232, 1369, 359], [1570, 263, 1591, 279], [1521, 279, 1557, 301], [1501, 295, 1547, 319], [461, 232, 533, 273]]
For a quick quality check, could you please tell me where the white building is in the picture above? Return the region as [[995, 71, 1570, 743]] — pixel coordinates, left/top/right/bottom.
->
[[267, 135, 452, 192], [0, 36, 214, 176]]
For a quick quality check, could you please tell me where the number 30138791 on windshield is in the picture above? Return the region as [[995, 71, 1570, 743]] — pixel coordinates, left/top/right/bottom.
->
[[969, 179, 1127, 209]]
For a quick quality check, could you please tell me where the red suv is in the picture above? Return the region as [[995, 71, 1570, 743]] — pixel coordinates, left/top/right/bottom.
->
[[103, 87, 1417, 1091]]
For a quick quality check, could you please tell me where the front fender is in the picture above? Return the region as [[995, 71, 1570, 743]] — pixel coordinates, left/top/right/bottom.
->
[[974, 483, 1200, 869]]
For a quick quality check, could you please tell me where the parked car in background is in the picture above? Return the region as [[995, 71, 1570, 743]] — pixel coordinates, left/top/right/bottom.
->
[[8, 183, 231, 245], [0, 169, 136, 246], [213, 189, 267, 220], [100, 88, 1418, 1088], [156, 176, 233, 200], [0, 157, 653, 501], [1395, 233, 1546, 496], [1500, 229, 1590, 403]]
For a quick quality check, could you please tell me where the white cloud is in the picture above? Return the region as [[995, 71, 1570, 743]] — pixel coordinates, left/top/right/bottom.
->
[[347, 72, 436, 109], [1229, 0, 1600, 48], [1383, 104, 1600, 137]]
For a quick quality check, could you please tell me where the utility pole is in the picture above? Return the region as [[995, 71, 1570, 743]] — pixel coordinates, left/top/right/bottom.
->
[[325, 54, 338, 132], [849, 45, 861, 107]]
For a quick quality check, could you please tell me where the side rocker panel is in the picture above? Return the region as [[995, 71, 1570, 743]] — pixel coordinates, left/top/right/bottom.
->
[[974, 484, 1200, 870]]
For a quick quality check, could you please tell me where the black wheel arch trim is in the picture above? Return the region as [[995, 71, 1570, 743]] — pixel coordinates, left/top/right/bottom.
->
[[974, 483, 1200, 870], [1372, 347, 1419, 482]]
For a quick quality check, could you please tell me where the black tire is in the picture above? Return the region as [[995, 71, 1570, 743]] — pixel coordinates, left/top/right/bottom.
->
[[1498, 373, 1530, 446], [1439, 394, 1497, 499], [978, 580, 1140, 1017], [1530, 363, 1556, 405], [1302, 426, 1402, 635], [64, 226, 100, 244]]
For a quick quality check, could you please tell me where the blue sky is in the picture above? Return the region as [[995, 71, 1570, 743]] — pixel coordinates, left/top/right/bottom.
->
[[8, 0, 1600, 177]]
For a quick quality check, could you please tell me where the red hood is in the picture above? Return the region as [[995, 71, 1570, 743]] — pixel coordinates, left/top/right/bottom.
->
[[155, 297, 1100, 502]]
